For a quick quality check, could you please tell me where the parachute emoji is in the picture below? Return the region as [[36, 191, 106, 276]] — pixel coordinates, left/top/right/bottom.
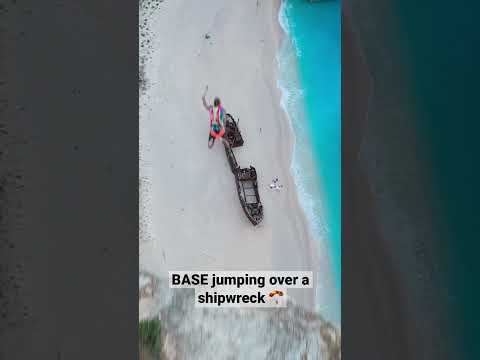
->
[[268, 290, 284, 305]]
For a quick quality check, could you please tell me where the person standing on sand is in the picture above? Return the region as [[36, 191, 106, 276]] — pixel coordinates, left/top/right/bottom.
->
[[202, 85, 226, 148]]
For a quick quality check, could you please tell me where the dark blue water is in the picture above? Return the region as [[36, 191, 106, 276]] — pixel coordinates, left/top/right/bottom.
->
[[393, 1, 480, 357]]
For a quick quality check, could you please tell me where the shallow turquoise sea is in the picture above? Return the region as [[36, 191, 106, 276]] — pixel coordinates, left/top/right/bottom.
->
[[278, 0, 340, 319]]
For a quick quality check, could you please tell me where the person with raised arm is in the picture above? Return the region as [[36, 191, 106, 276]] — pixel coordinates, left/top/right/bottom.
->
[[202, 85, 226, 149]]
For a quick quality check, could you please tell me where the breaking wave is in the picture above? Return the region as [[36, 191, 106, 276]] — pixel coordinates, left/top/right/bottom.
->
[[277, 0, 339, 325]]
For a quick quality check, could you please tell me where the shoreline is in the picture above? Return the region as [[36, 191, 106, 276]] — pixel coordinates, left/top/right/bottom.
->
[[139, 0, 331, 316], [270, 0, 320, 312], [273, 0, 340, 323]]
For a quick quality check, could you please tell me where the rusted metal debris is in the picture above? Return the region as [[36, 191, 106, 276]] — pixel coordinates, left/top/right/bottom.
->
[[223, 114, 263, 225]]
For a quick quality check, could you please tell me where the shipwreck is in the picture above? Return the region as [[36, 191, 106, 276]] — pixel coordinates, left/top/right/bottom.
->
[[223, 113, 263, 226]]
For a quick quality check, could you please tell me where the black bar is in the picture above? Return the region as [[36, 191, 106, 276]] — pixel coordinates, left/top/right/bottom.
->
[[0, 1, 138, 359]]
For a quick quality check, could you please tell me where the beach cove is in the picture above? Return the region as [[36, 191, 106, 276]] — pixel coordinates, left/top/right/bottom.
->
[[140, 0, 339, 325]]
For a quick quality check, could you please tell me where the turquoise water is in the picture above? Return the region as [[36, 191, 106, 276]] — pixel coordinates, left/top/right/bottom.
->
[[278, 0, 340, 321]]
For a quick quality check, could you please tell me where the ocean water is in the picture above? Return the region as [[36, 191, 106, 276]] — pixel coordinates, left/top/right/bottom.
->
[[277, 0, 340, 323], [392, 1, 479, 357]]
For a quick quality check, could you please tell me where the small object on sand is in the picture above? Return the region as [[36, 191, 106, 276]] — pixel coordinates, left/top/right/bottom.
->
[[269, 177, 283, 191], [269, 178, 278, 189], [205, 33, 211, 39]]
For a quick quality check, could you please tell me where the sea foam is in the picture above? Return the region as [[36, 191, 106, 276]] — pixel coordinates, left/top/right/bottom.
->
[[277, 0, 340, 325]]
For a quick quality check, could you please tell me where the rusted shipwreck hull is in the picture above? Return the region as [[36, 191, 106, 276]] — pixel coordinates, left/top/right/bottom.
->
[[224, 114, 263, 225]]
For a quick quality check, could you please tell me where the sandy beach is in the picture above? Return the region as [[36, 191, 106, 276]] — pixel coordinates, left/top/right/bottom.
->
[[140, 0, 317, 310]]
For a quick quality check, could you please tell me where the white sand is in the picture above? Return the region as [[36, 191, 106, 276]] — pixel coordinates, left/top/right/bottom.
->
[[140, 0, 317, 309]]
